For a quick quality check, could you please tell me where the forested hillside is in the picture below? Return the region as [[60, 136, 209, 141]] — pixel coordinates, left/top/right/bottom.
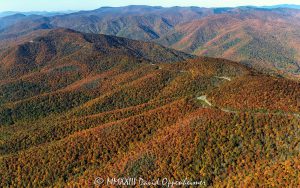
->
[[1, 6, 300, 79], [0, 29, 299, 187]]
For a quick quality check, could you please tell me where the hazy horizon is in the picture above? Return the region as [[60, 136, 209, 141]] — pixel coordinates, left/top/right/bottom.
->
[[0, 0, 300, 12]]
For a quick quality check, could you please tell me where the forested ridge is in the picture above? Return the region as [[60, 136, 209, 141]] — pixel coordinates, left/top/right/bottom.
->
[[0, 29, 299, 187], [1, 6, 300, 79]]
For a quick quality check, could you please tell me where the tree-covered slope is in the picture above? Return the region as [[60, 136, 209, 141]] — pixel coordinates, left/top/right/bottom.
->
[[2, 6, 300, 78], [0, 29, 299, 187]]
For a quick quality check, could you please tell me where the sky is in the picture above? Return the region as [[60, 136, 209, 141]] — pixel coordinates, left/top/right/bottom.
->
[[0, 0, 300, 12]]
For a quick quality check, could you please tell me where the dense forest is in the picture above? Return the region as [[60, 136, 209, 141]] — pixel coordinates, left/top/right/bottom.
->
[[0, 29, 299, 187]]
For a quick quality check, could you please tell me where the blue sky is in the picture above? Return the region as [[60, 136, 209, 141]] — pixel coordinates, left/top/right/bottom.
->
[[1, 0, 300, 12]]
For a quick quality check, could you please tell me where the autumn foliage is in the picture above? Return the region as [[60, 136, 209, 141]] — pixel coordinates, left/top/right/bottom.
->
[[0, 29, 299, 187]]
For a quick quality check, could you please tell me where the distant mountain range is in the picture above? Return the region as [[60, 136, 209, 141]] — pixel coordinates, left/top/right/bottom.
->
[[1, 4, 300, 17], [0, 5, 300, 79], [261, 4, 300, 9], [0, 10, 76, 17]]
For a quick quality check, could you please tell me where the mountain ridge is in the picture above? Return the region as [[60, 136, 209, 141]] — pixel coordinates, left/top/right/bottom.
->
[[0, 28, 299, 187], [1, 6, 300, 79]]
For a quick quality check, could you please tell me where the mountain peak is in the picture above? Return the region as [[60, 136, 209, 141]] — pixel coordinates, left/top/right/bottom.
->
[[0, 29, 193, 79]]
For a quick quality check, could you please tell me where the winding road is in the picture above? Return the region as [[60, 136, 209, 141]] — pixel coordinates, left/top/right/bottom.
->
[[197, 95, 300, 119]]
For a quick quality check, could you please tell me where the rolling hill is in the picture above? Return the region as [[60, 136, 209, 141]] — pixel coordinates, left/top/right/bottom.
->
[[0, 29, 299, 187]]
